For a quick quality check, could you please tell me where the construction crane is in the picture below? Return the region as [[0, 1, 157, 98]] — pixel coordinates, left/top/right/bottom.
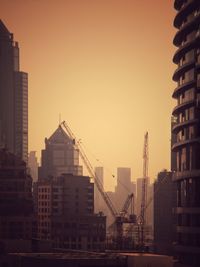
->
[[108, 193, 135, 249], [138, 131, 149, 250], [61, 121, 136, 249]]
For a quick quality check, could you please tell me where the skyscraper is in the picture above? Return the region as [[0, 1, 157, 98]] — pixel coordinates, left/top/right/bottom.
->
[[0, 20, 28, 162], [115, 167, 132, 211], [38, 125, 83, 179], [172, 1, 200, 266]]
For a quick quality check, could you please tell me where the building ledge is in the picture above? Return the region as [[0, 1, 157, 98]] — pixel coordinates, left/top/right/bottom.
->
[[172, 169, 200, 181]]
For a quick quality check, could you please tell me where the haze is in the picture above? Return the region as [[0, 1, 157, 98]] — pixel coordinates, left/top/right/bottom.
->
[[0, 0, 176, 190]]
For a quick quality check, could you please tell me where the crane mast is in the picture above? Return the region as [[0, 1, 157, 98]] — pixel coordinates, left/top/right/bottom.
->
[[139, 131, 149, 249]]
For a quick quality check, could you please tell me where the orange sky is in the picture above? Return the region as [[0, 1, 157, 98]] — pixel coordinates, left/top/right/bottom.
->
[[0, 0, 176, 190]]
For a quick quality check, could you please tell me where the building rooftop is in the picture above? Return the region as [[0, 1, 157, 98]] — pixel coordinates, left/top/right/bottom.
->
[[47, 125, 73, 145]]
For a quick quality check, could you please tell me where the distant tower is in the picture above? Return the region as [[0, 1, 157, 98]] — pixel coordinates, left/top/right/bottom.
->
[[28, 151, 39, 182], [115, 167, 132, 210], [38, 125, 83, 179], [172, 1, 200, 266], [94, 166, 104, 213], [0, 20, 28, 162]]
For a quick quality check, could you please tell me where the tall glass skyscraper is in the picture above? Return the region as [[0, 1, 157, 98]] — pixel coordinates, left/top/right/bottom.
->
[[0, 20, 28, 162], [172, 0, 200, 266]]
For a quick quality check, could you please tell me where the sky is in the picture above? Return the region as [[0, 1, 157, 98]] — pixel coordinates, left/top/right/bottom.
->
[[0, 0, 176, 190]]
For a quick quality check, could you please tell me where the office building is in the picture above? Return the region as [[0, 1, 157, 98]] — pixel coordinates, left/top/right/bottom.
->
[[38, 125, 83, 179], [37, 174, 106, 250], [172, 0, 200, 265], [0, 20, 28, 162]]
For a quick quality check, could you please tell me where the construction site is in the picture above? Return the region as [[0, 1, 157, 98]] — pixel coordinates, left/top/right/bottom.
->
[[59, 121, 151, 252], [0, 122, 174, 267]]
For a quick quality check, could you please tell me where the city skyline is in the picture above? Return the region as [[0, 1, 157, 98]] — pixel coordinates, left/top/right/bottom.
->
[[0, 0, 176, 190]]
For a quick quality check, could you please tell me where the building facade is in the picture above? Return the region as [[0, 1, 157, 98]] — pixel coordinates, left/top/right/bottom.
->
[[0, 149, 35, 252], [0, 20, 28, 162], [94, 167, 104, 213], [38, 125, 83, 179], [28, 151, 38, 182], [172, 0, 200, 266], [37, 174, 106, 251], [154, 171, 174, 255]]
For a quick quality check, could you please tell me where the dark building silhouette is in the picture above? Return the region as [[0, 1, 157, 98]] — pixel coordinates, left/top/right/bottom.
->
[[154, 171, 174, 255], [172, 0, 200, 266], [37, 126, 106, 250], [0, 149, 35, 252], [0, 20, 28, 162], [37, 174, 106, 251]]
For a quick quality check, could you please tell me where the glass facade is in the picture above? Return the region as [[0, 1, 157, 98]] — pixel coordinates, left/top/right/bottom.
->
[[0, 21, 28, 163]]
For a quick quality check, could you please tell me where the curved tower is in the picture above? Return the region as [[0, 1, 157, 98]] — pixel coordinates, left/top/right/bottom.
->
[[172, 0, 200, 266]]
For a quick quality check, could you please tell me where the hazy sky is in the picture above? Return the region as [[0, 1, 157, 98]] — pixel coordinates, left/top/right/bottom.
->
[[0, 0, 176, 190]]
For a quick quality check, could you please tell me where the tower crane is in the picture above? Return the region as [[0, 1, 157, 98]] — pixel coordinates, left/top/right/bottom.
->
[[137, 131, 149, 250], [61, 121, 136, 249]]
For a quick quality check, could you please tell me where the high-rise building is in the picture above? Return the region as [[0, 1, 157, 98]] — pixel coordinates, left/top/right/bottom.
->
[[154, 171, 174, 255], [38, 125, 83, 179], [0, 20, 28, 162], [172, 1, 200, 266], [115, 167, 132, 211]]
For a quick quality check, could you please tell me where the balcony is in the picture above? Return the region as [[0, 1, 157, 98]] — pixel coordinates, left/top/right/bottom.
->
[[174, 0, 198, 27], [172, 137, 200, 151], [172, 80, 195, 98], [173, 60, 195, 81], [172, 169, 200, 181], [173, 35, 199, 64], [172, 99, 194, 115], [172, 118, 198, 133], [174, 13, 200, 46]]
